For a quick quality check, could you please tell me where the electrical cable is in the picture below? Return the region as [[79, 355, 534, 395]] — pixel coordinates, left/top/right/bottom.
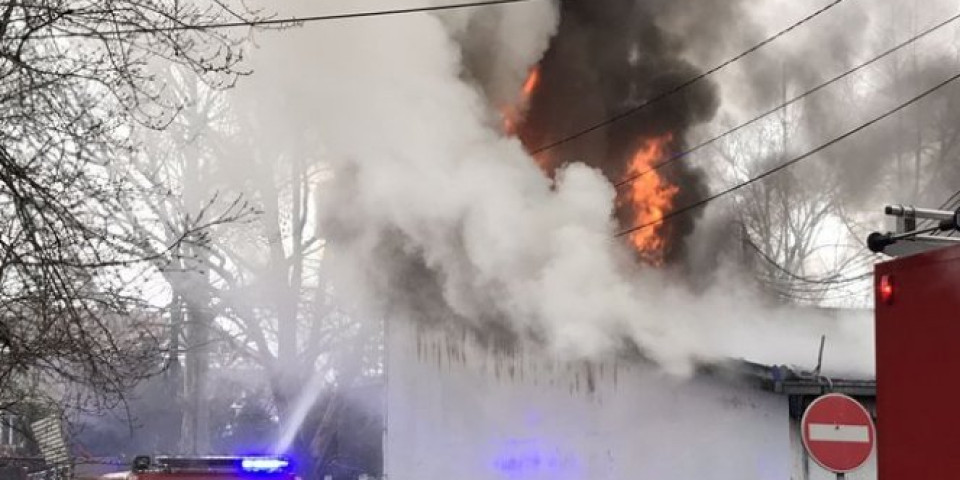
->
[[914, 187, 960, 233], [529, 0, 848, 154], [616, 70, 960, 238], [763, 282, 872, 302], [745, 238, 872, 285], [938, 188, 960, 237], [32, 0, 538, 39], [938, 188, 960, 209], [615, 9, 960, 190]]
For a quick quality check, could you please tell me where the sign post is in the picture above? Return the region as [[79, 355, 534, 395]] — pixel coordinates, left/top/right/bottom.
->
[[801, 393, 875, 479]]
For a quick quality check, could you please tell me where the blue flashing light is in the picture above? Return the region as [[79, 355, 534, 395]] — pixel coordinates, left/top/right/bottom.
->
[[240, 457, 290, 473], [491, 438, 580, 480]]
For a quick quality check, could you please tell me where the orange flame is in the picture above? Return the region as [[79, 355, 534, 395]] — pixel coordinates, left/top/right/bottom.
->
[[502, 67, 541, 137], [500, 66, 553, 173], [622, 134, 678, 265], [521, 67, 541, 98]]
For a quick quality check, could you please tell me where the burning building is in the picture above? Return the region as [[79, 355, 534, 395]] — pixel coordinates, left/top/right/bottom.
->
[[287, 0, 881, 477], [312, 0, 878, 391], [463, 0, 718, 267]]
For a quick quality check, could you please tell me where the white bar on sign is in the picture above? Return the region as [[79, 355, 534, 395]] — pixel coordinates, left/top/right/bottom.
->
[[808, 424, 870, 443]]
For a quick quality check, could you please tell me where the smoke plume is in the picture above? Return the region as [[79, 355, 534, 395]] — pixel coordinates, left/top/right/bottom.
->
[[459, 0, 741, 266], [310, 1, 874, 375]]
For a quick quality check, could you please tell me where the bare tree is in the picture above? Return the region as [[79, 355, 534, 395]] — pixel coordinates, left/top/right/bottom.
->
[[98, 63, 253, 453], [127, 64, 383, 470], [112, 62, 381, 464], [0, 1, 261, 413], [199, 102, 378, 469], [708, 74, 875, 306]]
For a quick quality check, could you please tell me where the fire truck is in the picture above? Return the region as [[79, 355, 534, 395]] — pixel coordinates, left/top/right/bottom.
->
[[105, 456, 297, 480], [868, 205, 960, 478]]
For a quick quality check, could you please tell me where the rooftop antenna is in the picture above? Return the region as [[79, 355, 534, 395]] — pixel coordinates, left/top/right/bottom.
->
[[814, 334, 825, 377], [813, 334, 835, 393]]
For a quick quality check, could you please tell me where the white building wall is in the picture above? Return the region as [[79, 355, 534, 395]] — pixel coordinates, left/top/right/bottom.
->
[[385, 321, 792, 480]]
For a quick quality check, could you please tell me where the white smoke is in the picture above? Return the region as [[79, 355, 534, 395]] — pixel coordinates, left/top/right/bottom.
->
[[439, 0, 559, 106], [310, 7, 689, 371], [294, 5, 874, 376]]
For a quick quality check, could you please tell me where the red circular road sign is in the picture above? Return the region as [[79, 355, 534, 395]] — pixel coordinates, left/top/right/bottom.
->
[[801, 393, 876, 473]]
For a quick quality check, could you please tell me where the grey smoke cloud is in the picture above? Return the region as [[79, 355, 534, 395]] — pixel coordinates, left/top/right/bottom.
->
[[459, 0, 743, 266], [697, 0, 960, 209], [303, 2, 874, 375]]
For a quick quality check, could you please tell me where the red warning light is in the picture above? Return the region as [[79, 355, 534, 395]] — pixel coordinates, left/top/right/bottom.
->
[[879, 274, 894, 305]]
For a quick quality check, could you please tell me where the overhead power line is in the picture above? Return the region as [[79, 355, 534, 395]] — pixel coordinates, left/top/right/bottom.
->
[[927, 188, 960, 237], [615, 9, 960, 190], [937, 188, 960, 210], [529, 0, 848, 154], [616, 70, 960, 238], [920, 187, 960, 227], [745, 238, 872, 285], [38, 0, 538, 39]]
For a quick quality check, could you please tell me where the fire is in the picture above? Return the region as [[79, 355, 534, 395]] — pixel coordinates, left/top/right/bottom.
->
[[501, 67, 541, 137], [500, 66, 552, 173], [622, 134, 678, 265], [521, 67, 541, 98]]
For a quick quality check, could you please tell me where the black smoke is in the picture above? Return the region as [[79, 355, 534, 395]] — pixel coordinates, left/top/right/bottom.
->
[[468, 0, 754, 266]]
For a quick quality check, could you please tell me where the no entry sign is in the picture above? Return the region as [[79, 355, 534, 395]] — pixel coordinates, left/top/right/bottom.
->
[[801, 393, 875, 475]]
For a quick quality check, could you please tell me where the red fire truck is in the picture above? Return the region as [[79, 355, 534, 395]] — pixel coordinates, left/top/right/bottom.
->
[[869, 205, 960, 478], [109, 456, 297, 480]]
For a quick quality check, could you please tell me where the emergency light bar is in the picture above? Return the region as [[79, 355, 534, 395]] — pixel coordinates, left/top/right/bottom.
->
[[240, 458, 289, 473], [132, 456, 292, 474]]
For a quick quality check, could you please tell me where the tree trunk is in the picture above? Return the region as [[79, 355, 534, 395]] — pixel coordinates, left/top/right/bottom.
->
[[160, 293, 185, 452], [179, 269, 212, 454]]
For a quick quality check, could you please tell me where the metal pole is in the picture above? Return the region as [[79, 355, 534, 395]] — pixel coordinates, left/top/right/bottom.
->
[[837, 473, 845, 480]]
